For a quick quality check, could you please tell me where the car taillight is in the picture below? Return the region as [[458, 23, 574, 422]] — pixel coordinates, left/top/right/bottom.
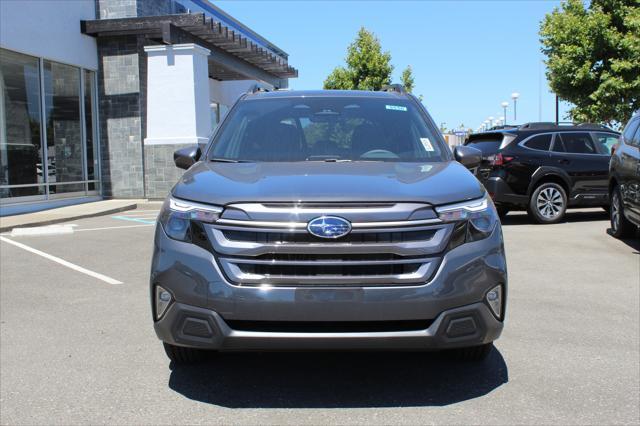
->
[[490, 153, 514, 166]]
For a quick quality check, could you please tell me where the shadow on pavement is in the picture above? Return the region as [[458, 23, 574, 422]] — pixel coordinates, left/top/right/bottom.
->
[[500, 209, 608, 226], [168, 348, 508, 408], [606, 228, 640, 254]]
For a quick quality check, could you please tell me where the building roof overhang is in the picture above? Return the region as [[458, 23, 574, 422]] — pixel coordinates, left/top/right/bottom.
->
[[81, 13, 298, 83]]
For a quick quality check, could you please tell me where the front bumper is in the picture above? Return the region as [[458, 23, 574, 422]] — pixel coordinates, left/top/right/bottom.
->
[[155, 301, 503, 351], [151, 221, 507, 351]]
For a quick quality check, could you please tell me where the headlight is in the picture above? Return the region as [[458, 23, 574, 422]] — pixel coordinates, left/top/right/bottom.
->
[[436, 195, 498, 244], [159, 196, 222, 242]]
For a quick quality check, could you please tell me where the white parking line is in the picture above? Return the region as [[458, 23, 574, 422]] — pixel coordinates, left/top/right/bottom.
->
[[0, 236, 123, 285], [76, 224, 154, 232]]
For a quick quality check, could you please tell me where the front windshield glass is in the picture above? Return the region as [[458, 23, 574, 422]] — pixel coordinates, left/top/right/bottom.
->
[[208, 96, 447, 162]]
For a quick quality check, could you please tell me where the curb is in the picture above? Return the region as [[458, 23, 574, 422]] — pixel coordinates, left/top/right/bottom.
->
[[0, 203, 139, 233]]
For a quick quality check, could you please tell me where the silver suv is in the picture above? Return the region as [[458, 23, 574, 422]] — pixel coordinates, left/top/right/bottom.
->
[[151, 88, 507, 364]]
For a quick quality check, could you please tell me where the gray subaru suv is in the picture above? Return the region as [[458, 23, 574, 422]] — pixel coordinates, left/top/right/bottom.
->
[[151, 88, 507, 364]]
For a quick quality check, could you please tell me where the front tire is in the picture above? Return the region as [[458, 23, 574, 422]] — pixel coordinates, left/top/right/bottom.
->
[[448, 343, 493, 361], [163, 342, 209, 364], [528, 182, 567, 224], [610, 186, 635, 238]]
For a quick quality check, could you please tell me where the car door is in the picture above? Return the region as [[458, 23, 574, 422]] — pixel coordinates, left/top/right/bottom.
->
[[550, 132, 610, 203], [620, 126, 640, 218]]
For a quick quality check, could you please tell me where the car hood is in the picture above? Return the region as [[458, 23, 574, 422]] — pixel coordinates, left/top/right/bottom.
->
[[172, 161, 485, 206]]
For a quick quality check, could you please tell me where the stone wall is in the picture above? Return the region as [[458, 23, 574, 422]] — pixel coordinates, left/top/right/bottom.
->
[[96, 35, 145, 197], [95, 0, 186, 19], [143, 144, 186, 199]]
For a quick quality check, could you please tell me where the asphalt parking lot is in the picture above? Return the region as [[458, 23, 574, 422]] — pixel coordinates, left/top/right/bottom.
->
[[1, 208, 638, 425]]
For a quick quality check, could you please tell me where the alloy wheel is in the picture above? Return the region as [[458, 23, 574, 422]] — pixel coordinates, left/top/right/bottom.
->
[[536, 187, 564, 219], [611, 192, 620, 232]]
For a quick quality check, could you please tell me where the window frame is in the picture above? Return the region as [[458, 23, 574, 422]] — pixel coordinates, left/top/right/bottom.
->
[[517, 132, 554, 152], [552, 131, 607, 156]]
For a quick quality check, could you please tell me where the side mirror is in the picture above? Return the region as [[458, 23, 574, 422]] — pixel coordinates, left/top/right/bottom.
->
[[454, 145, 482, 169], [173, 145, 201, 170]]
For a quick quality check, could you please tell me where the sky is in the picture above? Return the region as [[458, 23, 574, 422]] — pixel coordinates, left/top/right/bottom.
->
[[216, 0, 572, 132]]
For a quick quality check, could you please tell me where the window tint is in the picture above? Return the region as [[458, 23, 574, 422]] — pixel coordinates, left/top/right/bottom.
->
[[558, 133, 597, 154], [622, 118, 640, 143], [593, 133, 620, 154], [552, 136, 565, 152], [209, 97, 445, 162], [523, 134, 552, 151]]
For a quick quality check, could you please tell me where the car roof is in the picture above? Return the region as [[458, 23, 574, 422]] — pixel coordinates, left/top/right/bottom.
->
[[244, 89, 409, 100]]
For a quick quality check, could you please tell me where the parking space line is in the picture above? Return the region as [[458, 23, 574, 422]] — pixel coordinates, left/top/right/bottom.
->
[[76, 224, 154, 232], [111, 215, 156, 225], [0, 236, 123, 285]]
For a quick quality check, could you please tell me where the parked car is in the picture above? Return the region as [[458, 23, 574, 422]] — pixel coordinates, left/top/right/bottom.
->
[[609, 112, 640, 238], [151, 87, 507, 364], [464, 123, 620, 224]]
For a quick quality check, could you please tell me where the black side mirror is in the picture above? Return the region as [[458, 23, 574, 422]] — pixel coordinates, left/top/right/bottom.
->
[[174, 145, 201, 170], [454, 145, 482, 169]]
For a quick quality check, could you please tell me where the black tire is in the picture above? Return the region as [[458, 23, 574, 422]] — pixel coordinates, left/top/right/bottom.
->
[[496, 205, 510, 220], [448, 343, 493, 361], [163, 342, 208, 364], [610, 186, 636, 239], [528, 182, 567, 224], [602, 205, 610, 214]]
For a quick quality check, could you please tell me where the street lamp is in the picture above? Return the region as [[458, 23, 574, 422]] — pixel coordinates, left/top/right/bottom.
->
[[511, 92, 520, 121], [501, 101, 509, 125]]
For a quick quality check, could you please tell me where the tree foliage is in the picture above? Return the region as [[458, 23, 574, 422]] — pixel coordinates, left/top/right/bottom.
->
[[540, 0, 640, 125], [324, 27, 394, 91], [401, 65, 415, 93]]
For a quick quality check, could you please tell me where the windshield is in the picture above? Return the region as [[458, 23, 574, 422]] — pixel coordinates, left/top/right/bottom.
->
[[208, 96, 447, 162]]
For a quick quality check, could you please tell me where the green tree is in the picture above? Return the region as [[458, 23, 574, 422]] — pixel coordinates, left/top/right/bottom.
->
[[540, 0, 640, 126], [400, 65, 415, 93], [324, 27, 393, 91]]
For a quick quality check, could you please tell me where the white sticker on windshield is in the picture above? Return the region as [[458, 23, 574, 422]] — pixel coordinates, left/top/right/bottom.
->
[[420, 137, 434, 151], [385, 105, 407, 112]]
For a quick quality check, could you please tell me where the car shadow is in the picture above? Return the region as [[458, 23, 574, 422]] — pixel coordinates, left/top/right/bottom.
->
[[168, 348, 508, 408], [500, 209, 609, 226], [606, 228, 640, 254]]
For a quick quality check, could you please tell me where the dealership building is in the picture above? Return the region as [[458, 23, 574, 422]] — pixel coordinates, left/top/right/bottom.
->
[[0, 0, 297, 214]]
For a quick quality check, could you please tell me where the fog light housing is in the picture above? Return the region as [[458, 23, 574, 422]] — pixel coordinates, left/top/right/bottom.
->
[[486, 285, 503, 319], [155, 285, 173, 320]]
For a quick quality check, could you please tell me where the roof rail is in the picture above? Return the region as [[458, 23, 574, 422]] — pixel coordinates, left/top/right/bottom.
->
[[247, 83, 272, 94], [380, 84, 406, 94], [518, 121, 614, 131], [575, 123, 612, 130], [517, 122, 559, 130]]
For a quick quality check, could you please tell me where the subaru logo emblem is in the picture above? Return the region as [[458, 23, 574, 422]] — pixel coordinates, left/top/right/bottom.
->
[[307, 216, 352, 239]]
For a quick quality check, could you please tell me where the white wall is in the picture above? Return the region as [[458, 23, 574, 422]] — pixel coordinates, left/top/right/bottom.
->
[[209, 80, 264, 108], [0, 0, 98, 70], [144, 44, 212, 145]]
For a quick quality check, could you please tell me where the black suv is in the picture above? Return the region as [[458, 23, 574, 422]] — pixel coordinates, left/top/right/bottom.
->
[[465, 123, 620, 224], [609, 112, 640, 238]]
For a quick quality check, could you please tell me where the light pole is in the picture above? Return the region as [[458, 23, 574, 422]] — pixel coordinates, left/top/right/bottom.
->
[[501, 101, 509, 125], [511, 92, 520, 122]]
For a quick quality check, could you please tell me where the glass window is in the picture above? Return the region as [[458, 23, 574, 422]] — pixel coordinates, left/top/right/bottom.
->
[[631, 127, 640, 147], [43, 60, 84, 194], [210, 97, 445, 162], [593, 133, 620, 154], [84, 70, 98, 191], [557, 133, 596, 154], [622, 118, 639, 144], [0, 48, 45, 198], [523, 134, 552, 151]]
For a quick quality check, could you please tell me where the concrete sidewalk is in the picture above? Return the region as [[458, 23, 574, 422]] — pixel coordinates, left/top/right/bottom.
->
[[0, 199, 160, 232]]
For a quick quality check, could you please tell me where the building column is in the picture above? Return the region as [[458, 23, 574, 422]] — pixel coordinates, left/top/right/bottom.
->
[[142, 43, 211, 199]]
